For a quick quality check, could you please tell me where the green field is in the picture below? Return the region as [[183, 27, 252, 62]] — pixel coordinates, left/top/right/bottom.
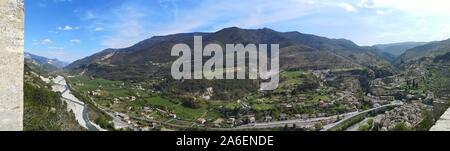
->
[[278, 70, 305, 90], [251, 103, 275, 111], [69, 76, 222, 122], [132, 96, 221, 120], [69, 76, 131, 97]]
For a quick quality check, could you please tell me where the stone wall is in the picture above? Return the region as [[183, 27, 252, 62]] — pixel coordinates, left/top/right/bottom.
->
[[430, 107, 450, 131], [0, 0, 24, 131]]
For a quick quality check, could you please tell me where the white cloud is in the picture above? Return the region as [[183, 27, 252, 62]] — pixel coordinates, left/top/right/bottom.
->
[[94, 27, 104, 31], [357, 0, 376, 8], [83, 11, 97, 20], [37, 2, 46, 7], [41, 39, 52, 45], [63, 26, 73, 30], [353, 0, 450, 44], [337, 2, 357, 12], [101, 4, 153, 48], [357, 0, 450, 15], [376, 10, 391, 15], [53, 0, 72, 2], [70, 39, 81, 43], [48, 46, 64, 50], [32, 40, 39, 45], [58, 25, 77, 31]]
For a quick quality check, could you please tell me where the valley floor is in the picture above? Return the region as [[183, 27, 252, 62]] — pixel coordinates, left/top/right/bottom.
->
[[62, 66, 450, 131]]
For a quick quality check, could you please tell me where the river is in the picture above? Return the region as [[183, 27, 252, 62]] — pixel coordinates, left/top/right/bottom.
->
[[50, 76, 106, 131]]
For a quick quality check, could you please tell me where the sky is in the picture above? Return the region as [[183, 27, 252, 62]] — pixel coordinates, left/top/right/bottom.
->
[[25, 0, 450, 62]]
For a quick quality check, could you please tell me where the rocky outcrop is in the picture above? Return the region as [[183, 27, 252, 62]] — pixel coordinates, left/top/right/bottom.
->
[[0, 0, 24, 131]]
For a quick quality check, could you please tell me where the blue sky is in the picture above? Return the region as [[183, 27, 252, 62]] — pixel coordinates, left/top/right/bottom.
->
[[25, 0, 450, 62]]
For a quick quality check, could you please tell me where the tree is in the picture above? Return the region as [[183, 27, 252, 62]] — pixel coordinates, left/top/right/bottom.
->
[[393, 122, 411, 131], [358, 124, 370, 131], [314, 122, 323, 130], [181, 96, 201, 109], [296, 80, 319, 92], [367, 119, 374, 127]]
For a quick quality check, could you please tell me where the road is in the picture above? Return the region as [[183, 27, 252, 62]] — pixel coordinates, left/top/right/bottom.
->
[[234, 111, 357, 129], [233, 101, 403, 130], [96, 105, 134, 130], [322, 101, 403, 131], [233, 95, 350, 129], [345, 118, 372, 131]]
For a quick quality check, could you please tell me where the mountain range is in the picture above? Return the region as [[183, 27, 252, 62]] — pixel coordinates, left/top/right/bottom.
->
[[25, 52, 68, 72], [20, 26, 445, 82], [395, 39, 450, 67], [65, 27, 395, 80], [374, 42, 427, 57], [372, 42, 427, 62]]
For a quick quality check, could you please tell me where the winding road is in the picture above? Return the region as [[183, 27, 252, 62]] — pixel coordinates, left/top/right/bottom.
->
[[233, 101, 403, 130], [322, 101, 403, 131]]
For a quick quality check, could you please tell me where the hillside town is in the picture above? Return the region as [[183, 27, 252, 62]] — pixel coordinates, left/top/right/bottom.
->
[[59, 64, 448, 131]]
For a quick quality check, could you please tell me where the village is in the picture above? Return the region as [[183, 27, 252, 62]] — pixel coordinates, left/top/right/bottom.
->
[[67, 66, 444, 131]]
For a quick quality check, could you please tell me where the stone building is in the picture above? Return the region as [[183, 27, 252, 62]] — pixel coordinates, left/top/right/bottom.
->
[[0, 0, 24, 131]]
